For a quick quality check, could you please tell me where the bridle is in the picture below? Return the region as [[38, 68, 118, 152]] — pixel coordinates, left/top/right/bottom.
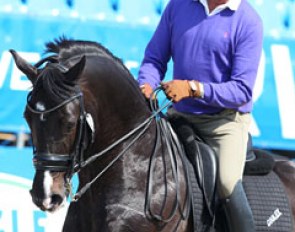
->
[[27, 89, 87, 180], [26, 61, 88, 181]]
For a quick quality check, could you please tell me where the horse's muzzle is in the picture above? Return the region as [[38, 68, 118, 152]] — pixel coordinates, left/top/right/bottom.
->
[[30, 189, 64, 212]]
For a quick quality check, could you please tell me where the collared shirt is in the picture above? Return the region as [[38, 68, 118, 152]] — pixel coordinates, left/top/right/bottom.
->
[[138, 0, 263, 114], [196, 0, 241, 16]]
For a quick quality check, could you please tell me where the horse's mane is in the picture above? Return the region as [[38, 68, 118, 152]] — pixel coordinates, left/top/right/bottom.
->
[[31, 37, 136, 105], [45, 36, 131, 75]]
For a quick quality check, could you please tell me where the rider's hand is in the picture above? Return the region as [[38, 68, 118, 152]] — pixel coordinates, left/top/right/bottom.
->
[[140, 83, 154, 99], [161, 80, 192, 102]]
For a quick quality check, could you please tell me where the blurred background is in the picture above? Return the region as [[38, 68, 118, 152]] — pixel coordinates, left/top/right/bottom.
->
[[0, 0, 294, 231]]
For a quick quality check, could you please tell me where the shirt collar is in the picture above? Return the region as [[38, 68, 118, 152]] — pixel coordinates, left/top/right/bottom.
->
[[226, 0, 241, 11], [193, 0, 241, 12]]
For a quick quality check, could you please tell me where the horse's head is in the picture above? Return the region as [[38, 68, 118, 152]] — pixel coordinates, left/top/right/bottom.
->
[[10, 50, 86, 212]]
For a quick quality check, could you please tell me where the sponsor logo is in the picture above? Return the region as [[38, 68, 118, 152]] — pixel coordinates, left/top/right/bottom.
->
[[267, 208, 282, 227]]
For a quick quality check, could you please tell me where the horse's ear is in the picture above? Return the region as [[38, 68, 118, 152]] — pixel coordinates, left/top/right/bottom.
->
[[9, 49, 38, 84], [64, 56, 86, 82]]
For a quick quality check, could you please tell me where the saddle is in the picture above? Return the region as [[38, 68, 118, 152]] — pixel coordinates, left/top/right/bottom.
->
[[168, 118, 293, 232]]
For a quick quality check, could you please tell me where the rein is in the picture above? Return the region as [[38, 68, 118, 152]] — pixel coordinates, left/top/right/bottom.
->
[[72, 88, 190, 223], [144, 91, 191, 223], [73, 89, 173, 200]]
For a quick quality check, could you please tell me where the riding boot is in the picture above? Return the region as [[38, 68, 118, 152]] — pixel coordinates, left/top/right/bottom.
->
[[223, 180, 255, 232]]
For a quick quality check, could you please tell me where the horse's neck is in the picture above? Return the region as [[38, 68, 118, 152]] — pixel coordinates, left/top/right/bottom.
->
[[79, 70, 153, 177], [77, 57, 155, 192], [82, 71, 151, 145]]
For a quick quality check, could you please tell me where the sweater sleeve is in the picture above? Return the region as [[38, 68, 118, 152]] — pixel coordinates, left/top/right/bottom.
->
[[137, 1, 173, 89], [203, 18, 263, 110]]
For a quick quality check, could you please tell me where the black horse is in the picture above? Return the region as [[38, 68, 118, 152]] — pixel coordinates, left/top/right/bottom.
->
[[10, 38, 191, 232], [10, 38, 295, 232]]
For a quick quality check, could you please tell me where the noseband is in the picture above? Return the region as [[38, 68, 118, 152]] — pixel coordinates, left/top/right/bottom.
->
[[27, 89, 86, 179]]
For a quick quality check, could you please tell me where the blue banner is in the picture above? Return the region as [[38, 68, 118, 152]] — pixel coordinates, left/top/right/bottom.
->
[[0, 13, 295, 151]]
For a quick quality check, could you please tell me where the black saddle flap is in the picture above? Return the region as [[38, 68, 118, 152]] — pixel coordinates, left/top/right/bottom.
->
[[168, 117, 217, 219]]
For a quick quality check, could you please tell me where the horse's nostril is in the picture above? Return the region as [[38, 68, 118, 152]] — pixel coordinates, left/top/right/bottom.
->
[[51, 194, 63, 206]]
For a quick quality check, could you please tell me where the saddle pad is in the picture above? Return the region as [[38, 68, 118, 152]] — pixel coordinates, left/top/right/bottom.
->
[[243, 171, 293, 232]]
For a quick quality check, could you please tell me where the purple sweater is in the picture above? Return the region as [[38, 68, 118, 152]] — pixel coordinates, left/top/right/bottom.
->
[[138, 0, 263, 114]]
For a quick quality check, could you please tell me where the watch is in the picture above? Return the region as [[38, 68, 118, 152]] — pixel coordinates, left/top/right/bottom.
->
[[189, 80, 197, 91], [188, 80, 204, 98], [188, 80, 198, 96]]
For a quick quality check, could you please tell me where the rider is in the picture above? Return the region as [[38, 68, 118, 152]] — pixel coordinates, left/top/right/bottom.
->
[[137, 0, 263, 231]]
